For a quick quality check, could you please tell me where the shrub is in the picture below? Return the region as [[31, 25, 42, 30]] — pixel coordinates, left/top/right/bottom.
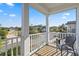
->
[[0, 30, 8, 39]]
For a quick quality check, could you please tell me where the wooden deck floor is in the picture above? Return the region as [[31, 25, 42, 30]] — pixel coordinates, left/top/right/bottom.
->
[[31, 45, 72, 56]]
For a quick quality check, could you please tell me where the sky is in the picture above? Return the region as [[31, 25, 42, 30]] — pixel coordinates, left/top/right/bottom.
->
[[0, 3, 22, 27], [29, 6, 46, 26], [49, 8, 76, 27], [0, 3, 76, 27], [29, 6, 76, 27]]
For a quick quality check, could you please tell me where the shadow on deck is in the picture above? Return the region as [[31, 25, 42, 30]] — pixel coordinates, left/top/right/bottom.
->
[[31, 45, 73, 56]]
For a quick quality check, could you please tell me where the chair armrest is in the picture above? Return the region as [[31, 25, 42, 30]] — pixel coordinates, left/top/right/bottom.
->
[[61, 44, 72, 50], [60, 39, 65, 45]]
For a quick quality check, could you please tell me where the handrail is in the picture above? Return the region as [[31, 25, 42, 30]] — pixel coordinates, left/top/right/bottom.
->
[[0, 37, 20, 56], [30, 32, 46, 36], [30, 32, 46, 52], [30, 32, 76, 52], [0, 32, 76, 56]]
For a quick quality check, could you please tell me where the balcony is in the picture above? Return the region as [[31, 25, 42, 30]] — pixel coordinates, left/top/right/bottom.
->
[[0, 32, 76, 56], [0, 3, 79, 56]]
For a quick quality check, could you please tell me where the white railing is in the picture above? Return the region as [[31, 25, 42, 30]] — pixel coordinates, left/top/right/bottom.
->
[[0, 37, 21, 56], [30, 32, 47, 53], [29, 32, 76, 54], [50, 32, 76, 40], [0, 32, 76, 56], [49, 32, 76, 47]]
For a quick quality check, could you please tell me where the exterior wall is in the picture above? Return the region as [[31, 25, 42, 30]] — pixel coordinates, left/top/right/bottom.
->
[[76, 6, 79, 55], [67, 24, 76, 33]]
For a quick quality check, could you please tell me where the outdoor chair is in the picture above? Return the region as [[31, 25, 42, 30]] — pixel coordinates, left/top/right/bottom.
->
[[56, 35, 78, 56]]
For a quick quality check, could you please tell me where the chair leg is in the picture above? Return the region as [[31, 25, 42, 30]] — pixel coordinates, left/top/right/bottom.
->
[[61, 46, 63, 56], [61, 50, 62, 56], [61, 48, 62, 56], [67, 49, 68, 55], [72, 47, 75, 56]]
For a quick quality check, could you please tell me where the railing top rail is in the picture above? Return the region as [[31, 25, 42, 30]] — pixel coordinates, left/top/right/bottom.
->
[[30, 32, 46, 36], [6, 36, 20, 40], [29, 32, 76, 37], [50, 32, 76, 34]]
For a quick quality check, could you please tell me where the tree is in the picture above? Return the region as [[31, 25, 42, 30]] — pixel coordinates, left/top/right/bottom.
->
[[0, 30, 8, 39], [50, 24, 67, 32], [50, 26, 58, 32], [29, 25, 46, 34], [58, 24, 67, 32]]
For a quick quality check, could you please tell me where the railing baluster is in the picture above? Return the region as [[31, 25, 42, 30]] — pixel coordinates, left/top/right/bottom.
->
[[16, 37, 18, 56], [36, 35, 38, 48], [30, 35, 32, 52], [65, 33, 66, 38], [59, 33, 60, 38], [11, 38, 13, 56], [29, 32, 76, 55], [62, 33, 63, 39], [61, 33, 62, 39], [5, 39, 8, 56], [63, 33, 64, 39], [38, 34, 40, 46]]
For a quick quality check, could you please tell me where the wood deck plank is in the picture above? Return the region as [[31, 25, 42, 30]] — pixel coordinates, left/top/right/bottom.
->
[[31, 45, 72, 56], [36, 46, 56, 56]]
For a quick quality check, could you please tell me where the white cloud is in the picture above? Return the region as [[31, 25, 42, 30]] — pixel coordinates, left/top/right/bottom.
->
[[64, 13, 70, 16], [6, 3, 14, 7], [0, 9, 3, 13], [62, 16, 67, 20], [62, 13, 70, 20], [9, 14, 16, 17]]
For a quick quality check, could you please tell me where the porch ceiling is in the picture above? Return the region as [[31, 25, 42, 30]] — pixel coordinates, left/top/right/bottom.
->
[[29, 3, 79, 15]]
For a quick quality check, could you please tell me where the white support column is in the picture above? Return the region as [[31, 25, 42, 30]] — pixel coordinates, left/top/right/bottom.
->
[[76, 7, 79, 55], [21, 3, 30, 56], [46, 15, 50, 44]]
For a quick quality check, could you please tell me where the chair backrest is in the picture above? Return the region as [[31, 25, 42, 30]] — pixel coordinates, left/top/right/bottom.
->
[[65, 35, 76, 47]]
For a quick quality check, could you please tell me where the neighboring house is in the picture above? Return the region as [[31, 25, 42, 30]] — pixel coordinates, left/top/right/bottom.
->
[[66, 21, 76, 33]]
